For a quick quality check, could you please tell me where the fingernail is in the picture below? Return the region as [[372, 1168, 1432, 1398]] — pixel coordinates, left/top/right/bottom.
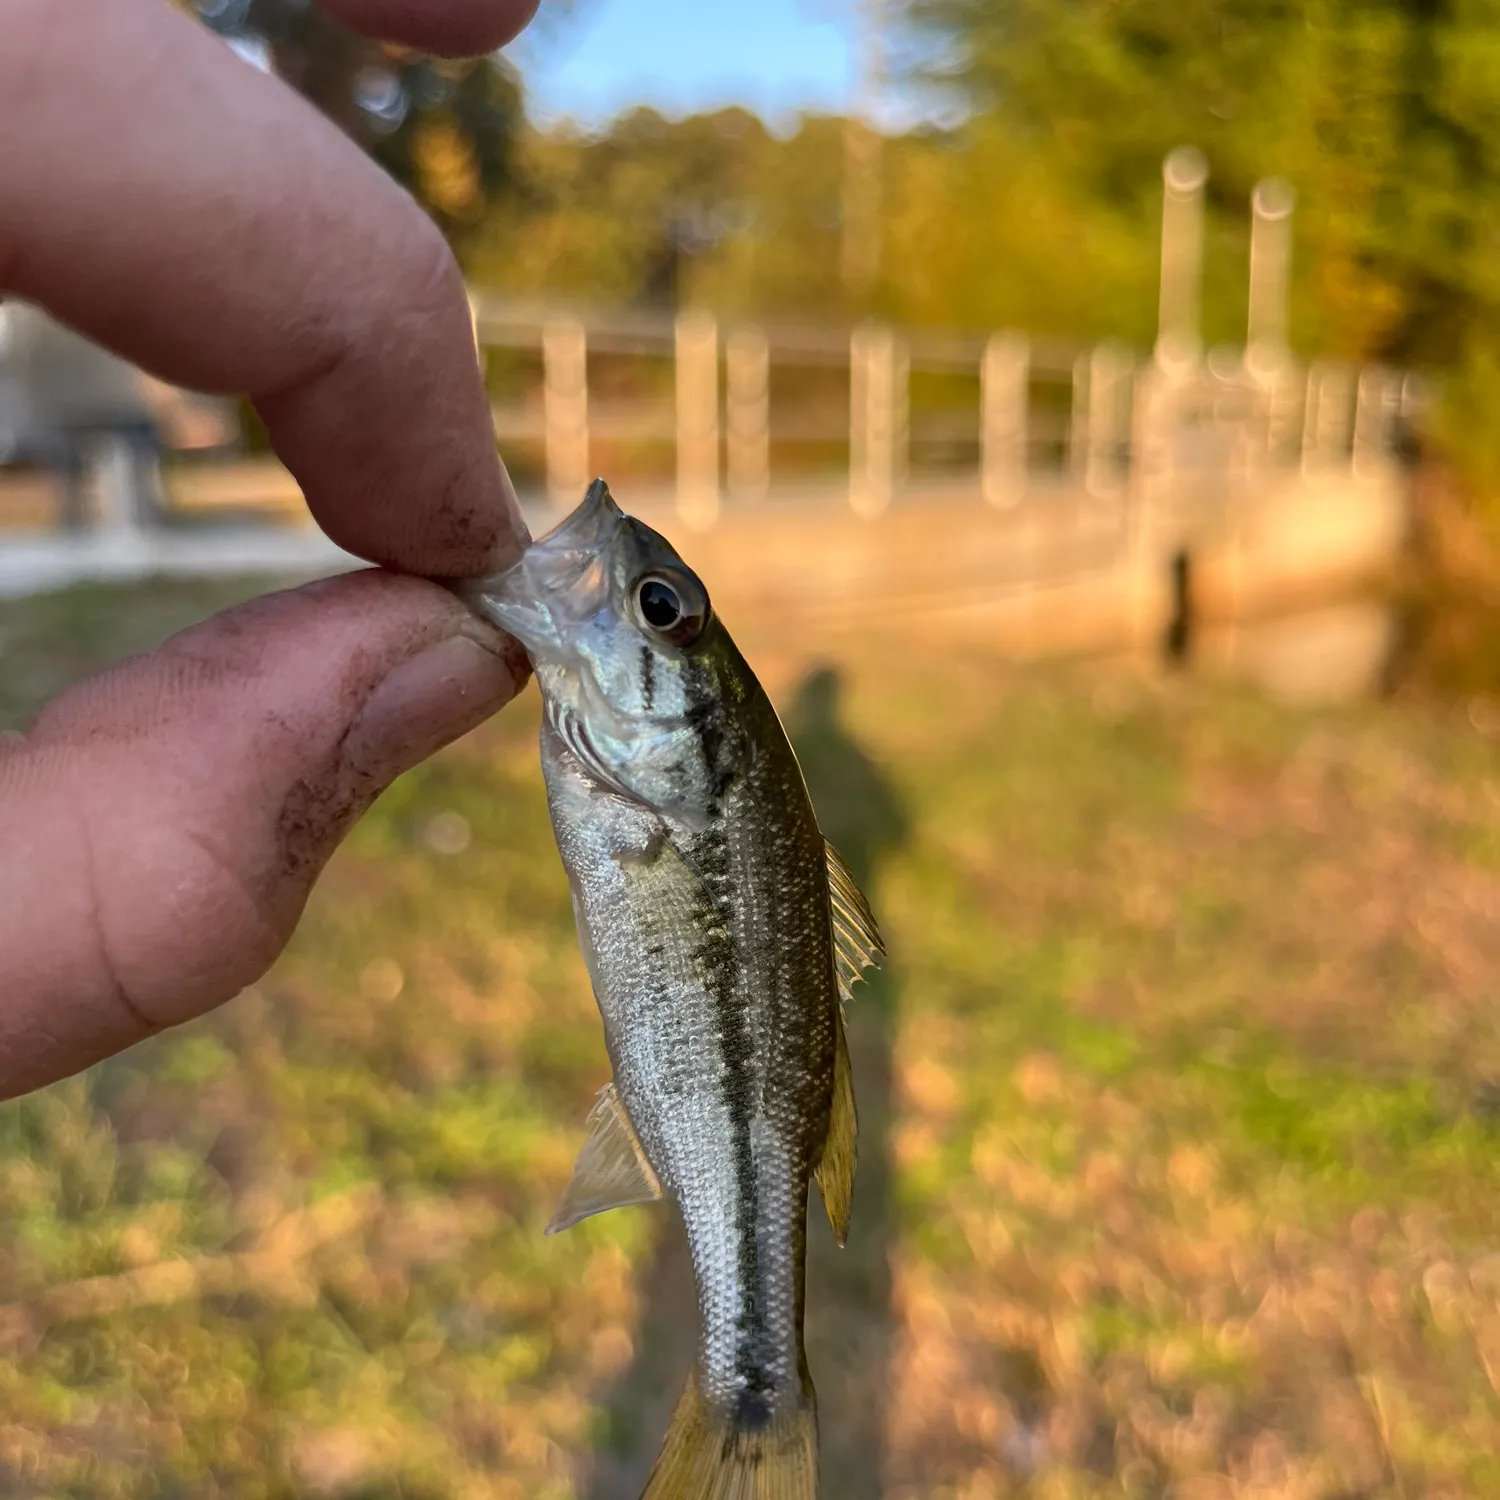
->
[[342, 629, 527, 785]]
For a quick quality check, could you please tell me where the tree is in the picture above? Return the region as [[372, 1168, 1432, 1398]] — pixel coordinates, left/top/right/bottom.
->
[[897, 0, 1500, 484], [465, 107, 852, 317]]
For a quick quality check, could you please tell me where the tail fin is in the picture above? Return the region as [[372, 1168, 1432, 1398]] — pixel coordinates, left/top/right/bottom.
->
[[640, 1376, 818, 1500]]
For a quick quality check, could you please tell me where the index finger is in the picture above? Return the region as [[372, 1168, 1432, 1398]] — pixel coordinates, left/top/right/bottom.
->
[[0, 0, 531, 576]]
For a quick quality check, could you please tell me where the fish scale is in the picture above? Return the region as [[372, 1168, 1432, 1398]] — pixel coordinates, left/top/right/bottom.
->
[[461, 479, 884, 1500]]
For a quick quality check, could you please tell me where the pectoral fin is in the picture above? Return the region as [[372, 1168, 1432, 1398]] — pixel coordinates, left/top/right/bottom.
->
[[815, 1013, 858, 1248], [825, 841, 884, 1009], [546, 1081, 664, 1236]]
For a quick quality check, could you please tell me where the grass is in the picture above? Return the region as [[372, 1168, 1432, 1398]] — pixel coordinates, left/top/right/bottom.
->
[[5, 577, 1500, 1497]]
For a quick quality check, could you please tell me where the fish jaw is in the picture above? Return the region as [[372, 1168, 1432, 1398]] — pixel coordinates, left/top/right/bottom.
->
[[454, 478, 625, 665], [455, 577, 556, 660]]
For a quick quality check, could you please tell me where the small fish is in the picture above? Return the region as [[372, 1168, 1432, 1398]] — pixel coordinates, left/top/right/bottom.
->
[[461, 480, 883, 1500]]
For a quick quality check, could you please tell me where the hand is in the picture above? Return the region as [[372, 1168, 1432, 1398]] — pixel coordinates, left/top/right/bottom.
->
[[0, 0, 542, 1102]]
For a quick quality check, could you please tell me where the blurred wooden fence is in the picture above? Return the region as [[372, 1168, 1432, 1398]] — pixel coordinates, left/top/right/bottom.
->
[[0, 296, 1425, 653], [466, 294, 1425, 526], [0, 146, 1431, 648]]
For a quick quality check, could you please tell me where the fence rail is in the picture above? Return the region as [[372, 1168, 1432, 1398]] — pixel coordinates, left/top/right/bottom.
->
[[470, 294, 1428, 534]]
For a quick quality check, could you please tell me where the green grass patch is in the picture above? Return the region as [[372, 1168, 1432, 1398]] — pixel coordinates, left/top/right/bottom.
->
[[6, 585, 1500, 1494]]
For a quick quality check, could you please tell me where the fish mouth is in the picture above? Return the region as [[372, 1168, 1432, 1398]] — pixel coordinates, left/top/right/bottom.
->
[[455, 478, 624, 656], [533, 477, 623, 553], [452, 569, 552, 654]]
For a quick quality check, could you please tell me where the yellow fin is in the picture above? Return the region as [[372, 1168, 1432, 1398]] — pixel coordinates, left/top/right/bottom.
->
[[824, 841, 884, 1009], [815, 1013, 857, 1248], [641, 1375, 818, 1500], [546, 1082, 663, 1236]]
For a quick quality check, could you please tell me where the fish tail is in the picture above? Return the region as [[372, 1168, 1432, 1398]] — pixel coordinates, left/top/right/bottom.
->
[[640, 1375, 818, 1500]]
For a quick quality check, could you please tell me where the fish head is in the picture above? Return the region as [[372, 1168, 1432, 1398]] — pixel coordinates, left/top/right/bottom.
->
[[459, 479, 750, 827]]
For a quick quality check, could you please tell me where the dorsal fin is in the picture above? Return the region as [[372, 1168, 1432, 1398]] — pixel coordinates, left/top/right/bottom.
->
[[825, 840, 885, 1009], [815, 841, 881, 1246], [546, 1081, 664, 1235]]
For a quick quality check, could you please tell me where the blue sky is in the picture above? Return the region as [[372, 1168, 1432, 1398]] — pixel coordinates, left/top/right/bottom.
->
[[512, 0, 865, 131]]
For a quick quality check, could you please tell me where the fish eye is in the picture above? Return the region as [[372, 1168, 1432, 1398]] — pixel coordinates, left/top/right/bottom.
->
[[639, 579, 682, 628], [633, 569, 709, 647]]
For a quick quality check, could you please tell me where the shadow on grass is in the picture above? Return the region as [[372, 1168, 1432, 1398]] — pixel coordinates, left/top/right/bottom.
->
[[582, 664, 909, 1500]]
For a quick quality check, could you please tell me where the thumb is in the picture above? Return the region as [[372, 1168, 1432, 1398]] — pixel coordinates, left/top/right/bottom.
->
[[0, 570, 527, 1102]]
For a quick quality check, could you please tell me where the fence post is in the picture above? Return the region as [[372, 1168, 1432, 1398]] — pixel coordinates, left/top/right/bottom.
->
[[1301, 362, 1353, 477], [543, 319, 589, 509], [675, 312, 720, 530], [1084, 343, 1131, 499], [726, 325, 770, 501], [1400, 372, 1431, 431], [1125, 361, 1180, 656], [1246, 178, 1295, 373], [1129, 365, 1171, 530], [1260, 366, 1302, 468], [1300, 365, 1322, 476], [1353, 367, 1398, 479], [849, 321, 906, 518], [1156, 146, 1209, 372], [1070, 348, 1091, 487], [981, 332, 1028, 508]]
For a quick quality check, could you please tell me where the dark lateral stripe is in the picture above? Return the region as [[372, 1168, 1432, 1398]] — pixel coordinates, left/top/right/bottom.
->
[[685, 682, 732, 805], [691, 821, 772, 1405], [682, 662, 776, 1406]]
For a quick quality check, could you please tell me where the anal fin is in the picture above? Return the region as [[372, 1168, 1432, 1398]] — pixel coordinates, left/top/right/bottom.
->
[[815, 1012, 857, 1248], [546, 1081, 663, 1236]]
